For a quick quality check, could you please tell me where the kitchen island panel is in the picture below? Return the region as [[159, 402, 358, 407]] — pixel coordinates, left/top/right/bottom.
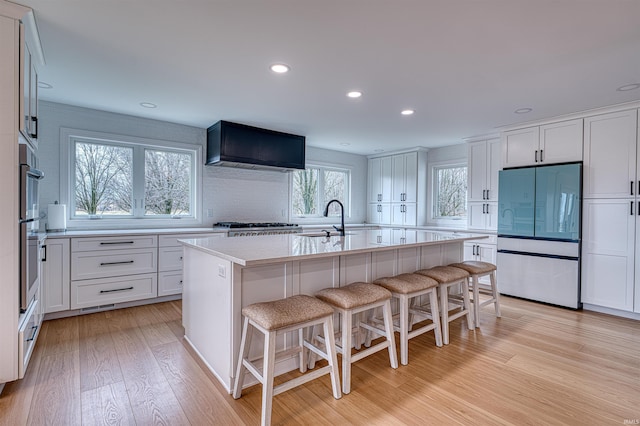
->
[[182, 248, 233, 389]]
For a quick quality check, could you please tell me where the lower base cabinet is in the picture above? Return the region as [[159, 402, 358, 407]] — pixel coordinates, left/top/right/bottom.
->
[[42, 238, 70, 313], [463, 236, 497, 285], [70, 273, 158, 309]]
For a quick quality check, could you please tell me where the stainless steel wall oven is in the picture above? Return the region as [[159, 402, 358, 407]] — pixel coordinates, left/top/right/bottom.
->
[[19, 142, 44, 312]]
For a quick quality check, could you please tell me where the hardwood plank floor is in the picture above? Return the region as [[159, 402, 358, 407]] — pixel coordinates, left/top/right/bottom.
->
[[1, 297, 639, 425]]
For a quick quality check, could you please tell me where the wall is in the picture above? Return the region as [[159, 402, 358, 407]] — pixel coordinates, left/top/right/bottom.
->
[[37, 101, 368, 228]]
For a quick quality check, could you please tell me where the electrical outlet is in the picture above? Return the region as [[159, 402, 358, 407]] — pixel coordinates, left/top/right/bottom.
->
[[218, 264, 226, 278]]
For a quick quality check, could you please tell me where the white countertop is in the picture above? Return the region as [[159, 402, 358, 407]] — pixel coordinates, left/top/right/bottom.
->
[[180, 229, 488, 266], [45, 227, 225, 239]]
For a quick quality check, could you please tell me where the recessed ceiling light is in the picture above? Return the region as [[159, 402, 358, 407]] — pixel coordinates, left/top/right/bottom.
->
[[401, 109, 415, 116], [617, 83, 640, 92], [270, 63, 290, 74], [373, 149, 385, 153], [514, 107, 533, 114], [38, 81, 52, 89], [140, 102, 157, 108], [340, 142, 351, 146], [347, 91, 362, 98]]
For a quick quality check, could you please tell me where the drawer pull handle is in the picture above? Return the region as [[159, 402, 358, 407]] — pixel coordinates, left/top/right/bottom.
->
[[100, 241, 135, 245], [26, 325, 38, 342], [100, 286, 134, 294], [100, 260, 134, 266]]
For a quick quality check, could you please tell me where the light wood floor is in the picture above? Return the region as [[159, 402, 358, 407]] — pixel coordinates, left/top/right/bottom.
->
[[1, 297, 639, 425]]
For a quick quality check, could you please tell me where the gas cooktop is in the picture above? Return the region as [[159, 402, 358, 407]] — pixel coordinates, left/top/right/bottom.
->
[[214, 222, 299, 229]]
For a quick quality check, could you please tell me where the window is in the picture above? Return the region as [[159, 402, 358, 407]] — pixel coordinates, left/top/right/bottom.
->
[[62, 128, 201, 226], [433, 164, 467, 219], [291, 165, 350, 217]]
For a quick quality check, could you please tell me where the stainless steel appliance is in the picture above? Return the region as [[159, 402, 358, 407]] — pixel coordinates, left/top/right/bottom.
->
[[214, 222, 301, 237], [497, 163, 582, 309], [19, 142, 44, 312]]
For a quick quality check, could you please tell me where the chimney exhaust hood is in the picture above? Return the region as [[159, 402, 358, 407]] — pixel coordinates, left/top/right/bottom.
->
[[205, 120, 305, 172]]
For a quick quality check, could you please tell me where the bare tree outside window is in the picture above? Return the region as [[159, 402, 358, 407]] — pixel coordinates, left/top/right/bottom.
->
[[324, 170, 346, 216], [434, 165, 467, 218], [292, 168, 318, 215], [145, 150, 191, 215], [292, 166, 349, 217], [72, 138, 195, 219], [74, 141, 132, 215]]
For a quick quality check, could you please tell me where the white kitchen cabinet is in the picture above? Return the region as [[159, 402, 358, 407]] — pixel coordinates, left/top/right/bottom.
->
[[468, 138, 500, 202], [392, 152, 418, 203], [467, 202, 497, 231], [391, 202, 417, 227], [502, 119, 583, 168], [583, 110, 638, 199], [0, 3, 44, 385], [19, 20, 39, 144], [158, 232, 221, 296], [70, 273, 158, 309], [42, 238, 70, 313], [367, 150, 426, 225], [368, 203, 391, 225], [368, 156, 392, 203], [582, 199, 635, 311]]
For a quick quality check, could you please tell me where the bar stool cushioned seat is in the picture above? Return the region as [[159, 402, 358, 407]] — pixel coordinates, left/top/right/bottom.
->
[[373, 273, 443, 365], [449, 261, 501, 328], [242, 295, 335, 330], [415, 266, 474, 344], [234, 295, 341, 426], [313, 282, 398, 394]]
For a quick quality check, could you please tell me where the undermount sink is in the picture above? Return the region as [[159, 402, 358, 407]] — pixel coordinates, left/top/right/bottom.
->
[[298, 231, 354, 237]]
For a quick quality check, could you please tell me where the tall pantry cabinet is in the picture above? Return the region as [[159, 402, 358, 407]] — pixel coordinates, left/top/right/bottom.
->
[[0, 1, 44, 386], [467, 138, 500, 231], [367, 150, 427, 226], [581, 109, 640, 313]]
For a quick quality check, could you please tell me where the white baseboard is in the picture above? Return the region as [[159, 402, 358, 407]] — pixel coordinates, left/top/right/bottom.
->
[[582, 303, 640, 321]]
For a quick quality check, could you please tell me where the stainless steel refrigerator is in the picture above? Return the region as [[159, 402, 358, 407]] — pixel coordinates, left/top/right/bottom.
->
[[497, 163, 582, 308]]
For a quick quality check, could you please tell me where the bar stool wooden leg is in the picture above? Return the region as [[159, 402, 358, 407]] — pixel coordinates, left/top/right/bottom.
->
[[233, 316, 252, 399], [398, 293, 410, 365], [461, 280, 474, 330], [439, 286, 450, 345], [429, 287, 444, 347], [491, 271, 502, 317], [341, 309, 353, 394], [261, 331, 276, 426], [382, 300, 399, 369]]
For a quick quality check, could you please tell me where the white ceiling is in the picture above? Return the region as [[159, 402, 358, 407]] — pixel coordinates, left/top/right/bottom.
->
[[20, 0, 640, 155]]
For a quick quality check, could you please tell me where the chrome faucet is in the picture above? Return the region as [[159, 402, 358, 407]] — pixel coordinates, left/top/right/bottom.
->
[[323, 199, 345, 236]]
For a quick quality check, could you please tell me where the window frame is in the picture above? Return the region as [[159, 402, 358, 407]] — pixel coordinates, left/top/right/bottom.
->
[[290, 162, 352, 222], [60, 127, 202, 228], [427, 159, 468, 227]]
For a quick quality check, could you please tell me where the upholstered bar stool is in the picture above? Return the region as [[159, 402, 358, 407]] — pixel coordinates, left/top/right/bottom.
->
[[373, 273, 443, 365], [415, 266, 474, 344], [233, 295, 341, 426], [449, 261, 501, 328], [313, 282, 398, 394]]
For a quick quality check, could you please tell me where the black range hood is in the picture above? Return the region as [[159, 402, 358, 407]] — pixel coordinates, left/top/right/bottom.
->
[[206, 120, 305, 171]]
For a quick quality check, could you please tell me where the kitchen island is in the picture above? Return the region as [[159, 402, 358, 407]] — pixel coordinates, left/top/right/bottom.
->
[[179, 229, 486, 392]]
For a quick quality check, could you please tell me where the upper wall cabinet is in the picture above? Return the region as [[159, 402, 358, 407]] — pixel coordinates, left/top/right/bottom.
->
[[368, 156, 392, 203], [502, 119, 583, 168], [583, 110, 639, 199], [468, 138, 500, 202], [18, 12, 42, 146]]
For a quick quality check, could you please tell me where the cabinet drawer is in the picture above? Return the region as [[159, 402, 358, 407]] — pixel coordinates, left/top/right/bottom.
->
[[18, 300, 41, 379], [159, 233, 221, 247], [158, 270, 183, 296], [72, 235, 157, 252], [71, 248, 157, 280], [159, 247, 183, 272], [71, 273, 157, 309]]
